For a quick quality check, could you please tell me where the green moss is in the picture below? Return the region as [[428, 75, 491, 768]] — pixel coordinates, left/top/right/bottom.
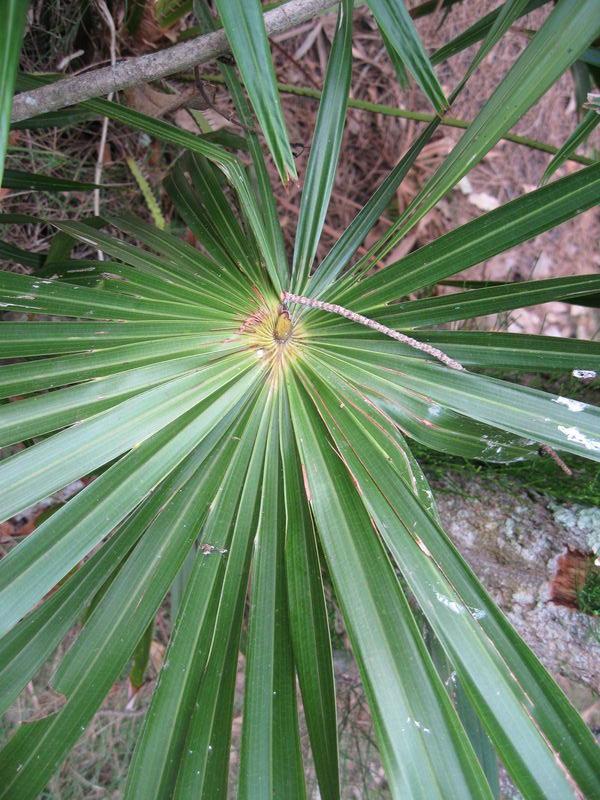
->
[[576, 567, 600, 616], [411, 441, 600, 506]]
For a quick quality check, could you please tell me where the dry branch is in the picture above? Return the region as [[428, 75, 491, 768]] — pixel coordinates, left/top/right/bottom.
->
[[282, 291, 466, 371], [11, 0, 341, 124]]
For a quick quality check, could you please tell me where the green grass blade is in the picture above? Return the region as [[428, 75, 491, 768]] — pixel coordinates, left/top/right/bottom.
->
[[373, 392, 537, 463], [0, 0, 28, 187], [304, 347, 443, 511], [440, 279, 600, 305], [312, 356, 600, 795], [126, 157, 166, 231], [366, 0, 447, 113], [44, 225, 85, 271], [452, 681, 500, 800], [1, 168, 100, 191], [213, 0, 296, 184], [291, 0, 353, 292], [51, 217, 250, 306], [165, 154, 263, 284], [225, 73, 289, 287], [418, 331, 600, 372], [428, 638, 500, 799], [466, 0, 531, 72], [54, 261, 225, 305], [540, 109, 600, 185]]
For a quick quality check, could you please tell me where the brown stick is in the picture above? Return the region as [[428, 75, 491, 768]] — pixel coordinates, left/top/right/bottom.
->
[[283, 293, 577, 474], [11, 0, 341, 124], [282, 291, 465, 371], [539, 443, 573, 476]]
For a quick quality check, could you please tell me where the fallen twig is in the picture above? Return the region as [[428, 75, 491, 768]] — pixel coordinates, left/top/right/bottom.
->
[[11, 0, 341, 124], [282, 291, 465, 371]]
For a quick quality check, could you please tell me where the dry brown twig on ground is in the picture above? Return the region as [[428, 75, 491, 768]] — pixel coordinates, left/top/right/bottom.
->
[[11, 0, 342, 123]]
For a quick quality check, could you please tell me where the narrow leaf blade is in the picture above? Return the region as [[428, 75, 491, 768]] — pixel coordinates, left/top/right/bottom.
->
[[367, 0, 447, 113], [213, 0, 296, 184], [291, 0, 353, 291]]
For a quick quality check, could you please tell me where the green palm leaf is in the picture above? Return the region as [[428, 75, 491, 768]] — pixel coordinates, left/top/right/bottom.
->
[[540, 109, 600, 185], [0, 496, 152, 715], [1, 3, 600, 797], [125, 395, 268, 799], [306, 118, 441, 297], [336, 0, 600, 282], [213, 0, 297, 184], [238, 403, 306, 798], [287, 372, 493, 799], [368, 275, 600, 329], [331, 159, 600, 311], [281, 391, 340, 800], [0, 424, 243, 800], [170, 403, 273, 798], [0, 364, 262, 638], [293, 357, 599, 796], [431, 0, 546, 67], [366, 0, 447, 113], [1, 168, 100, 191], [309, 345, 600, 461], [316, 328, 600, 371], [16, 73, 284, 292], [291, 0, 353, 292]]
